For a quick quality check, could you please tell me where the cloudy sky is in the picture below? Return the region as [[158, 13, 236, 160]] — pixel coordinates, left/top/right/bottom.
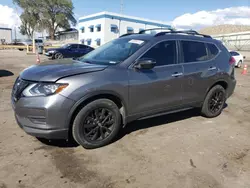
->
[[0, 0, 249, 38]]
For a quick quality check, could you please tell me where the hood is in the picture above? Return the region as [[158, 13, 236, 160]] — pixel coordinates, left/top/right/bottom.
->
[[20, 59, 107, 82]]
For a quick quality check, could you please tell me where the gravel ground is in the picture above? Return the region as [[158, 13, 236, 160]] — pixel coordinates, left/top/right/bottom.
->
[[1, 50, 250, 188]]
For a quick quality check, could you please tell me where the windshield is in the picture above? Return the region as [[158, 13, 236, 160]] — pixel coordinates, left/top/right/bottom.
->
[[61, 44, 70, 49], [78, 38, 146, 65]]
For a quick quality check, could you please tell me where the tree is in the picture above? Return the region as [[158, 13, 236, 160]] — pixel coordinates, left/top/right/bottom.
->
[[19, 10, 39, 38], [13, 0, 76, 40]]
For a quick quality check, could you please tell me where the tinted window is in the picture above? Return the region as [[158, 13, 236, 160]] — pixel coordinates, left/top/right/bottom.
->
[[79, 44, 87, 49], [140, 41, 176, 66], [182, 41, 208, 63], [207, 43, 219, 58], [70, 44, 78, 49], [35, 39, 43, 43], [230, 51, 239, 56]]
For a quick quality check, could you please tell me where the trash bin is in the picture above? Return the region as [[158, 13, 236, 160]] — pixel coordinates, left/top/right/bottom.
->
[[38, 45, 44, 54]]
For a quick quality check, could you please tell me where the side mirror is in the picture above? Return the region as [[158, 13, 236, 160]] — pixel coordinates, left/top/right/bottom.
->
[[243, 56, 246, 59], [134, 58, 156, 70]]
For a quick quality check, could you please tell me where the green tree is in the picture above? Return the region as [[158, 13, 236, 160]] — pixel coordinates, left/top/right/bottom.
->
[[13, 0, 76, 40], [19, 10, 39, 38]]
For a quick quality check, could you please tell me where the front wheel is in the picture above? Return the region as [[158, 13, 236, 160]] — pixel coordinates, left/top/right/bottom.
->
[[54, 52, 63, 59], [72, 99, 121, 149], [201, 85, 226, 118]]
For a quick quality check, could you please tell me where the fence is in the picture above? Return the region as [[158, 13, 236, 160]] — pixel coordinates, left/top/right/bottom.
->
[[213, 31, 250, 51]]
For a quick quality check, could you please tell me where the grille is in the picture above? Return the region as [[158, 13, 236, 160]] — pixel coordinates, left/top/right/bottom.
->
[[12, 77, 29, 102]]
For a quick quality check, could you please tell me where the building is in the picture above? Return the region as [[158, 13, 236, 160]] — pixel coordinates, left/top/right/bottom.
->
[[0, 27, 12, 44], [55, 28, 78, 41], [78, 12, 171, 47]]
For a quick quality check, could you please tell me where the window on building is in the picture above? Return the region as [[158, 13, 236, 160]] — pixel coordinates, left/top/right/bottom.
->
[[127, 27, 134, 34], [96, 24, 101, 32], [86, 39, 91, 46], [89, 25, 94, 32], [96, 39, 101, 46], [110, 24, 118, 33], [140, 40, 176, 66], [181, 41, 208, 63]]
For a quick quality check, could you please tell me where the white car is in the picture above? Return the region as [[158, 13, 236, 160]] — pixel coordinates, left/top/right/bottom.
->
[[230, 51, 245, 68]]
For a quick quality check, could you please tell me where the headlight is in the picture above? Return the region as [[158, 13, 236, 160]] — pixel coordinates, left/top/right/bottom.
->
[[22, 83, 68, 97], [48, 50, 56, 53]]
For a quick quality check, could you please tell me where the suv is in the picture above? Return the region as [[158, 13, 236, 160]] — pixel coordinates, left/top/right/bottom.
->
[[11, 29, 236, 149]]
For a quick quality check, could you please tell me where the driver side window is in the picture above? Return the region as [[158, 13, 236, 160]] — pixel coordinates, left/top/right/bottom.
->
[[140, 41, 176, 66]]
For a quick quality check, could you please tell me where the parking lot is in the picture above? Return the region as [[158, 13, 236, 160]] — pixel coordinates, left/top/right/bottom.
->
[[1, 50, 250, 188]]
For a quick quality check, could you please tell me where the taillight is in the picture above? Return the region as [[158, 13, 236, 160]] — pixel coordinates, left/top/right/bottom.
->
[[229, 56, 236, 65]]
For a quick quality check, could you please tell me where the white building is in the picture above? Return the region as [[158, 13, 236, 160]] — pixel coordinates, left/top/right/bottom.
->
[[78, 12, 171, 47], [0, 27, 12, 44]]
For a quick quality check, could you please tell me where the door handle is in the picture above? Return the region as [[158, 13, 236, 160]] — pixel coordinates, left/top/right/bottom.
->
[[208, 67, 217, 71], [172, 72, 183, 77]]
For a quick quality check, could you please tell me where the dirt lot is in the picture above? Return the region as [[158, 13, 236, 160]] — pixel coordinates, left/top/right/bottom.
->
[[1, 50, 250, 188]]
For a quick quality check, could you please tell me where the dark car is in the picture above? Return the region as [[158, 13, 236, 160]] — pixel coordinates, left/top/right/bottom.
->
[[12, 29, 236, 149], [45, 43, 94, 59]]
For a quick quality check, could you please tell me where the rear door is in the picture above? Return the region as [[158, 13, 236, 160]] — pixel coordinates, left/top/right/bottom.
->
[[180, 40, 219, 104], [128, 40, 184, 116]]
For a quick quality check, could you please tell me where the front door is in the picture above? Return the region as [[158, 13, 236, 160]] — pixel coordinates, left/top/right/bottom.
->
[[128, 40, 184, 116], [67, 44, 80, 58]]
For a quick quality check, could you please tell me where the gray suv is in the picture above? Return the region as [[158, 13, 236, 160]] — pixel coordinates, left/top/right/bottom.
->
[[12, 29, 236, 149]]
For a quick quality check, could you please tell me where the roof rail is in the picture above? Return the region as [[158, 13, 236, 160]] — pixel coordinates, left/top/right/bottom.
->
[[119, 33, 135, 38], [139, 27, 174, 34], [155, 30, 212, 38]]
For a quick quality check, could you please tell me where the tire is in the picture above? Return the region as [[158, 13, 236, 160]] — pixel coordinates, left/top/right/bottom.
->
[[201, 85, 226, 118], [237, 60, 242, 68], [18, 49, 24, 51], [72, 99, 121, 149], [54, 52, 63, 59]]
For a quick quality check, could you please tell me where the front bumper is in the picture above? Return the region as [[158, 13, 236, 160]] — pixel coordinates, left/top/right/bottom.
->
[[44, 52, 53, 57], [12, 93, 75, 139]]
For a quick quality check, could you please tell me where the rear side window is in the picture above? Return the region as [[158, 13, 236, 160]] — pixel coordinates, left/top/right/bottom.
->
[[181, 41, 208, 63], [140, 41, 176, 66], [207, 43, 219, 58]]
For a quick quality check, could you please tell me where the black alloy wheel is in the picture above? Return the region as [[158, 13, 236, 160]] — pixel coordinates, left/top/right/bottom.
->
[[83, 108, 115, 142]]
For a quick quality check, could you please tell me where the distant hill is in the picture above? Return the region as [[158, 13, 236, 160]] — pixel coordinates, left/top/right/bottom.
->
[[199, 25, 250, 35]]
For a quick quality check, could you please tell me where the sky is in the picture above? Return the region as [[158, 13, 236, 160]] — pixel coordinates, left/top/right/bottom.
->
[[0, 0, 249, 38]]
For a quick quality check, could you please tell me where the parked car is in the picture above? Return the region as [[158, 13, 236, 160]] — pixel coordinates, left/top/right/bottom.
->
[[12, 29, 236, 149], [17, 39, 44, 51], [45, 44, 94, 59], [230, 51, 245, 68]]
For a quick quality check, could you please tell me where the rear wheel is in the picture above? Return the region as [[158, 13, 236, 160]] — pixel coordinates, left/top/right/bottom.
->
[[237, 60, 242, 68], [201, 85, 226, 118], [72, 99, 121, 149]]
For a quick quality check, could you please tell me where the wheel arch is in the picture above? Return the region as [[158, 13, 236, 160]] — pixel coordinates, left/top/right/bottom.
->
[[67, 91, 127, 138], [205, 80, 228, 98]]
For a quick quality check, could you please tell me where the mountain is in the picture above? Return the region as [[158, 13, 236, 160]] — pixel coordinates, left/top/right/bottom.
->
[[199, 25, 250, 35]]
